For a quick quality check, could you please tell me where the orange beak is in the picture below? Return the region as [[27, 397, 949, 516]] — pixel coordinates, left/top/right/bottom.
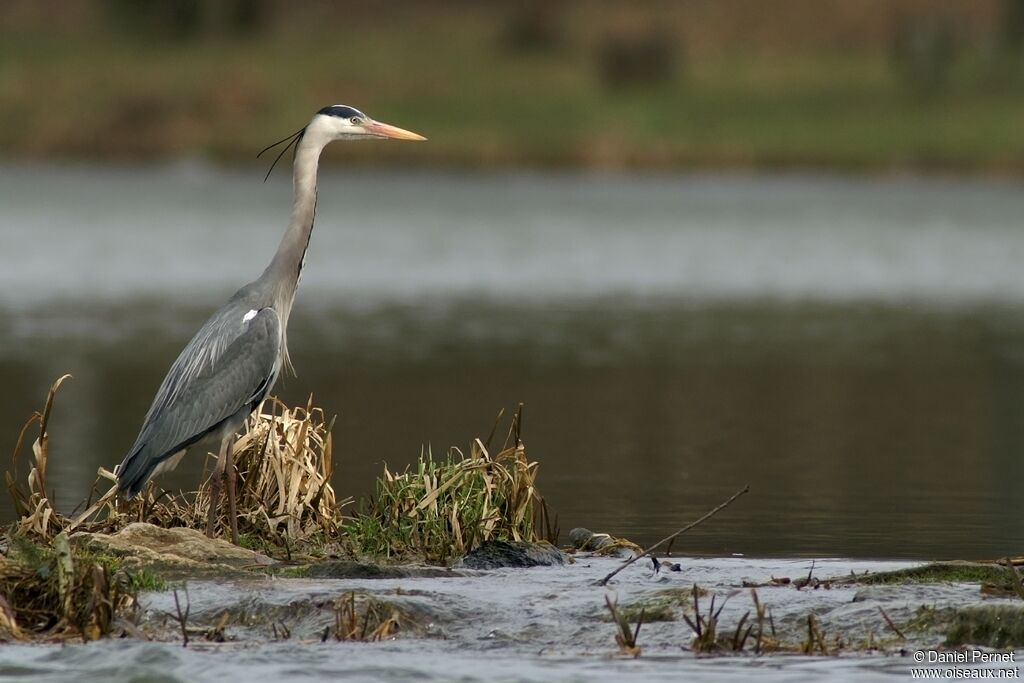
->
[[362, 119, 427, 141]]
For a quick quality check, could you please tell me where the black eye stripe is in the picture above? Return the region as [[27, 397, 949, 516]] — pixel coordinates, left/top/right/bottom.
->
[[317, 105, 365, 120]]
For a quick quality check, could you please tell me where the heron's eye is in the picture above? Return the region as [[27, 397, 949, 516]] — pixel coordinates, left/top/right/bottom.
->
[[350, 116, 364, 126]]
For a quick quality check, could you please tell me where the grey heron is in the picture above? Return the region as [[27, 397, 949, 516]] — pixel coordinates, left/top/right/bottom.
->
[[115, 105, 425, 544]]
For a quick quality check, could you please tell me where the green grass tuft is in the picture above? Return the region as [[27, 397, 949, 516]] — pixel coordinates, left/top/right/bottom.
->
[[126, 569, 166, 592], [274, 565, 312, 578], [853, 563, 1012, 586], [946, 606, 1024, 648], [344, 439, 545, 563]]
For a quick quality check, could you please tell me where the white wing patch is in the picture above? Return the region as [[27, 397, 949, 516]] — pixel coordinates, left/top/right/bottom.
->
[[242, 309, 259, 323]]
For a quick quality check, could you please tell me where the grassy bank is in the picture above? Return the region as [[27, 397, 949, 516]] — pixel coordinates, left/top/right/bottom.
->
[[5, 377, 550, 564], [3, 1, 1024, 172]]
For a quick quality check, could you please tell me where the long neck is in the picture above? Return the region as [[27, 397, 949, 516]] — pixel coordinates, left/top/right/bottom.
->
[[262, 132, 327, 324]]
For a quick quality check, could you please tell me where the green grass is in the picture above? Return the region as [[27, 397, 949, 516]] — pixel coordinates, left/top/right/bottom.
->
[[2, 2, 1024, 171], [125, 569, 167, 593], [601, 587, 705, 625], [343, 441, 543, 563], [0, 533, 138, 639], [946, 606, 1024, 648], [8, 537, 167, 593], [63, 549, 167, 593], [852, 562, 1017, 586], [273, 565, 312, 579]]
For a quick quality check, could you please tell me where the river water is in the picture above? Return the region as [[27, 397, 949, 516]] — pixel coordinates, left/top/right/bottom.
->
[[0, 553, 1019, 683], [2, 164, 1024, 559]]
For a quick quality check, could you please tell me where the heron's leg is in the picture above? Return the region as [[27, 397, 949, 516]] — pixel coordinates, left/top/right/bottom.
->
[[205, 441, 229, 538], [225, 438, 240, 546]]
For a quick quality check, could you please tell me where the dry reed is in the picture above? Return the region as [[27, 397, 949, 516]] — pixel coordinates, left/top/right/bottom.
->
[[199, 396, 342, 543], [8, 378, 343, 548], [0, 532, 133, 642], [606, 594, 644, 657], [327, 591, 404, 641], [6, 375, 71, 538]]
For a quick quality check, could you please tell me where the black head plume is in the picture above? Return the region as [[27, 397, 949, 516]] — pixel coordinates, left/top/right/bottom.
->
[[318, 104, 365, 119], [257, 126, 306, 182]]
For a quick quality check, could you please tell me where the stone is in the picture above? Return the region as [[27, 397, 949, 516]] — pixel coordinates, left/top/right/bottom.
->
[[568, 527, 613, 551], [70, 522, 276, 578], [456, 540, 567, 570]]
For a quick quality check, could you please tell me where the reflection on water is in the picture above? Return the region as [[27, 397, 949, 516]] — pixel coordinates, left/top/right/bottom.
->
[[1, 165, 1023, 559]]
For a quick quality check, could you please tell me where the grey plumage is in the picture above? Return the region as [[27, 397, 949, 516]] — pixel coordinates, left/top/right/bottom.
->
[[117, 290, 282, 497], [113, 105, 425, 519]]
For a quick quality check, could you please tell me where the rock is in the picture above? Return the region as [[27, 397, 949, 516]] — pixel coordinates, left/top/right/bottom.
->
[[568, 527, 642, 557], [568, 527, 613, 551], [70, 522, 276, 578], [456, 540, 567, 570]]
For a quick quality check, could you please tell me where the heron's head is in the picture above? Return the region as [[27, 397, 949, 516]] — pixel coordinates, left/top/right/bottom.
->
[[311, 104, 426, 142], [258, 105, 425, 180]]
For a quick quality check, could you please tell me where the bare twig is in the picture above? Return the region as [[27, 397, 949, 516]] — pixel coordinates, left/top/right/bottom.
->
[[171, 588, 190, 647], [794, 559, 817, 590], [878, 607, 905, 640], [596, 485, 750, 586]]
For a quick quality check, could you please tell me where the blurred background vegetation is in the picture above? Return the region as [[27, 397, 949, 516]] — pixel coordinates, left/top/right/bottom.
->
[[2, 0, 1024, 171], [6, 0, 1024, 171]]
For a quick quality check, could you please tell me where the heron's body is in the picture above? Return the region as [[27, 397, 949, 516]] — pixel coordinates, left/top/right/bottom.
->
[[115, 106, 425, 538], [116, 288, 284, 497]]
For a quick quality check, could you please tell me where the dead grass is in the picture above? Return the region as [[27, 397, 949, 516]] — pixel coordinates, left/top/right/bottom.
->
[[680, 586, 789, 654], [605, 594, 644, 657], [6, 374, 71, 538], [326, 591, 405, 642], [202, 396, 342, 543], [683, 583, 727, 653], [0, 532, 134, 642], [8, 377, 344, 550]]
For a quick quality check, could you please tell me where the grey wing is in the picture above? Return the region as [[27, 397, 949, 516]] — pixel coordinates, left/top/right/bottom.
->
[[117, 306, 282, 496]]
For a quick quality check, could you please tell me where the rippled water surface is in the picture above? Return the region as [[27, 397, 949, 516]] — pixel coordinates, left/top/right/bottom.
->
[[0, 555, 1016, 683], [2, 164, 1024, 558]]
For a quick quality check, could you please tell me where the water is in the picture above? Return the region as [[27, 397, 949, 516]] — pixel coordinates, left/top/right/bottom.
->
[[0, 554, 1016, 682], [2, 164, 1024, 558]]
